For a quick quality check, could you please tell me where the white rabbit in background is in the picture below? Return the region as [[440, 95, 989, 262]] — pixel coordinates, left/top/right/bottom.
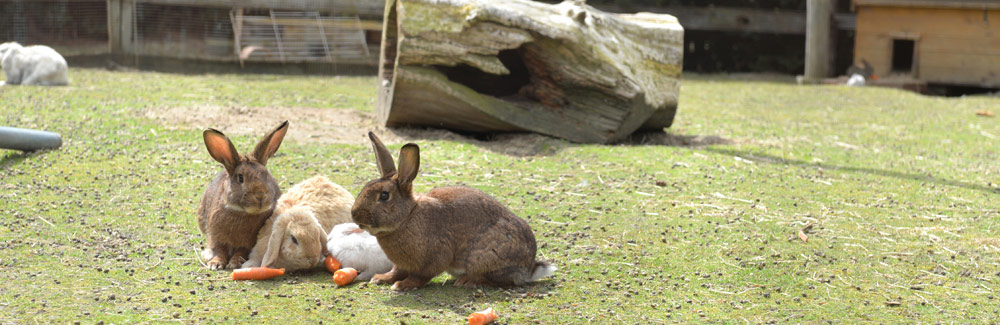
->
[[0, 42, 69, 86], [326, 223, 394, 281]]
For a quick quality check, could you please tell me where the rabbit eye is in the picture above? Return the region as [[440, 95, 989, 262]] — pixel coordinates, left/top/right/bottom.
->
[[378, 191, 389, 201], [237, 173, 244, 183], [290, 236, 298, 245]]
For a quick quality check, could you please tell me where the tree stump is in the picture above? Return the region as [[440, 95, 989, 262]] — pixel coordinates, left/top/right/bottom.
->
[[376, 0, 683, 143]]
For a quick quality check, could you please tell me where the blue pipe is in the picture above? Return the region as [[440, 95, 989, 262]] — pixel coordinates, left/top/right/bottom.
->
[[0, 126, 62, 151]]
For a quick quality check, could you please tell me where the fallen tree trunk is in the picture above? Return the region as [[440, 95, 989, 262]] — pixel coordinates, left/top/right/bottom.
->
[[376, 0, 683, 143]]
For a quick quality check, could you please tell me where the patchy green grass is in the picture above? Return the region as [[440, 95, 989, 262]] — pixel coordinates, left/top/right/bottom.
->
[[1, 68, 998, 323]]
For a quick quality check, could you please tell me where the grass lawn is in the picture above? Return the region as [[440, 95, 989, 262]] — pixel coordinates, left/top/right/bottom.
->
[[1, 68, 998, 323]]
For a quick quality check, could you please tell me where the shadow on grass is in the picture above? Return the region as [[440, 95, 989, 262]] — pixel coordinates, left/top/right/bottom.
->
[[702, 147, 1000, 195], [389, 127, 573, 157], [390, 128, 732, 157], [254, 270, 558, 316], [618, 130, 733, 147], [0, 149, 45, 167], [382, 279, 558, 315]]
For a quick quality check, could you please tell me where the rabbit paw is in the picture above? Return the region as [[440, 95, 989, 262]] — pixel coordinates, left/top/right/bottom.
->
[[454, 275, 488, 288], [207, 256, 227, 270], [391, 277, 429, 291], [370, 272, 397, 285], [227, 255, 247, 269]]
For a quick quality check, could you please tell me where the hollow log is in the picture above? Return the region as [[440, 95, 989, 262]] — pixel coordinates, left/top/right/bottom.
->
[[377, 0, 683, 143]]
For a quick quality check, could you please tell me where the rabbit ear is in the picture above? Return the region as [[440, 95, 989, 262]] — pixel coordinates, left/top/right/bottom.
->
[[368, 131, 396, 177], [0, 43, 19, 62], [251, 120, 288, 166], [396, 143, 419, 194], [261, 214, 290, 267], [203, 128, 240, 175]]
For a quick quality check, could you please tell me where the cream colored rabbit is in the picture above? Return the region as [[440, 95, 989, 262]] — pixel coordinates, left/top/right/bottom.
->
[[243, 175, 353, 271]]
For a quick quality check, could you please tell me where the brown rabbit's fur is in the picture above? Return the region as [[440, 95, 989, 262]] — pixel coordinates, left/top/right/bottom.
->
[[197, 121, 288, 270], [352, 132, 554, 290]]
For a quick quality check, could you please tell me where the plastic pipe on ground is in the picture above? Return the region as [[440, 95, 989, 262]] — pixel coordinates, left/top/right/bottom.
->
[[0, 127, 63, 151]]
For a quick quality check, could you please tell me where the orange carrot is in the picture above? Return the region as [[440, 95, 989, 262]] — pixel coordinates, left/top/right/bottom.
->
[[333, 267, 358, 286], [467, 308, 498, 325], [324, 255, 342, 274], [231, 267, 285, 281]]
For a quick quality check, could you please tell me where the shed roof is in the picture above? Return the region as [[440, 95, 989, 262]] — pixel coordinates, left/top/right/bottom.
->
[[854, 0, 1000, 9]]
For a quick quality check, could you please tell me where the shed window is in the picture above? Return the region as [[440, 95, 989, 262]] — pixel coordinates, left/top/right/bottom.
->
[[891, 39, 915, 73]]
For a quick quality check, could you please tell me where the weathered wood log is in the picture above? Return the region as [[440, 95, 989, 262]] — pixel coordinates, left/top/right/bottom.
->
[[376, 0, 683, 143]]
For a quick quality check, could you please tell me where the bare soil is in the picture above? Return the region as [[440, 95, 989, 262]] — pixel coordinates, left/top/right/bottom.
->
[[144, 105, 578, 156]]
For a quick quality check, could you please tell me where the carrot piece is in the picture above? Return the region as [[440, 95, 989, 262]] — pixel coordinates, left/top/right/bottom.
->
[[324, 255, 342, 274], [468, 308, 498, 325], [333, 267, 358, 286], [231, 267, 285, 281]]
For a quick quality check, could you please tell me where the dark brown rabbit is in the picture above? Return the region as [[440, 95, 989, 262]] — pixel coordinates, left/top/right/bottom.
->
[[351, 132, 556, 290], [197, 121, 288, 270]]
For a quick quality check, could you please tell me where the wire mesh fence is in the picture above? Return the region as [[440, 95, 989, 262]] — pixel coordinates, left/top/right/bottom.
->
[[132, 1, 373, 64], [134, 2, 235, 60], [0, 0, 377, 66], [236, 10, 370, 63], [0, 0, 109, 56]]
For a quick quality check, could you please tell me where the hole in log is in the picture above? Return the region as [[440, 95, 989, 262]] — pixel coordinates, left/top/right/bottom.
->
[[433, 48, 530, 97], [434, 45, 566, 109]]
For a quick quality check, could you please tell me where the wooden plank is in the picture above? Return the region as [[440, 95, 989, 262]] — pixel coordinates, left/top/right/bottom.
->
[[804, 0, 835, 81], [595, 5, 857, 34], [919, 66, 1000, 87], [242, 16, 382, 30], [854, 0, 1000, 10], [661, 6, 805, 34], [856, 7, 998, 35], [132, 0, 384, 16], [853, 36, 1000, 74], [108, 0, 121, 54], [833, 13, 857, 31], [919, 36, 1000, 55], [120, 0, 134, 55], [232, 7, 244, 58], [852, 34, 892, 74], [597, 5, 801, 34], [854, 5, 999, 86], [119, 50, 375, 64], [920, 51, 1000, 70]]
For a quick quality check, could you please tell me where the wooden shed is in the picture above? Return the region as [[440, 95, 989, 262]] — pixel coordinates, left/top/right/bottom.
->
[[853, 0, 1000, 88]]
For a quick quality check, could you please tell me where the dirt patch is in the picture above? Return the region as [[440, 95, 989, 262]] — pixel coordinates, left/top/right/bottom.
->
[[146, 105, 380, 144], [146, 106, 737, 156], [144, 105, 571, 156]]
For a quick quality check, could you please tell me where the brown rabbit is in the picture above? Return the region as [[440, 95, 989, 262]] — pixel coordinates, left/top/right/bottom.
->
[[197, 121, 288, 270], [351, 132, 556, 290]]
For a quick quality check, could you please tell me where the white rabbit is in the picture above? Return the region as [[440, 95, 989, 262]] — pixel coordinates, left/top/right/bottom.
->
[[846, 73, 866, 87], [326, 222, 393, 280], [0, 42, 69, 86], [243, 175, 354, 271]]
